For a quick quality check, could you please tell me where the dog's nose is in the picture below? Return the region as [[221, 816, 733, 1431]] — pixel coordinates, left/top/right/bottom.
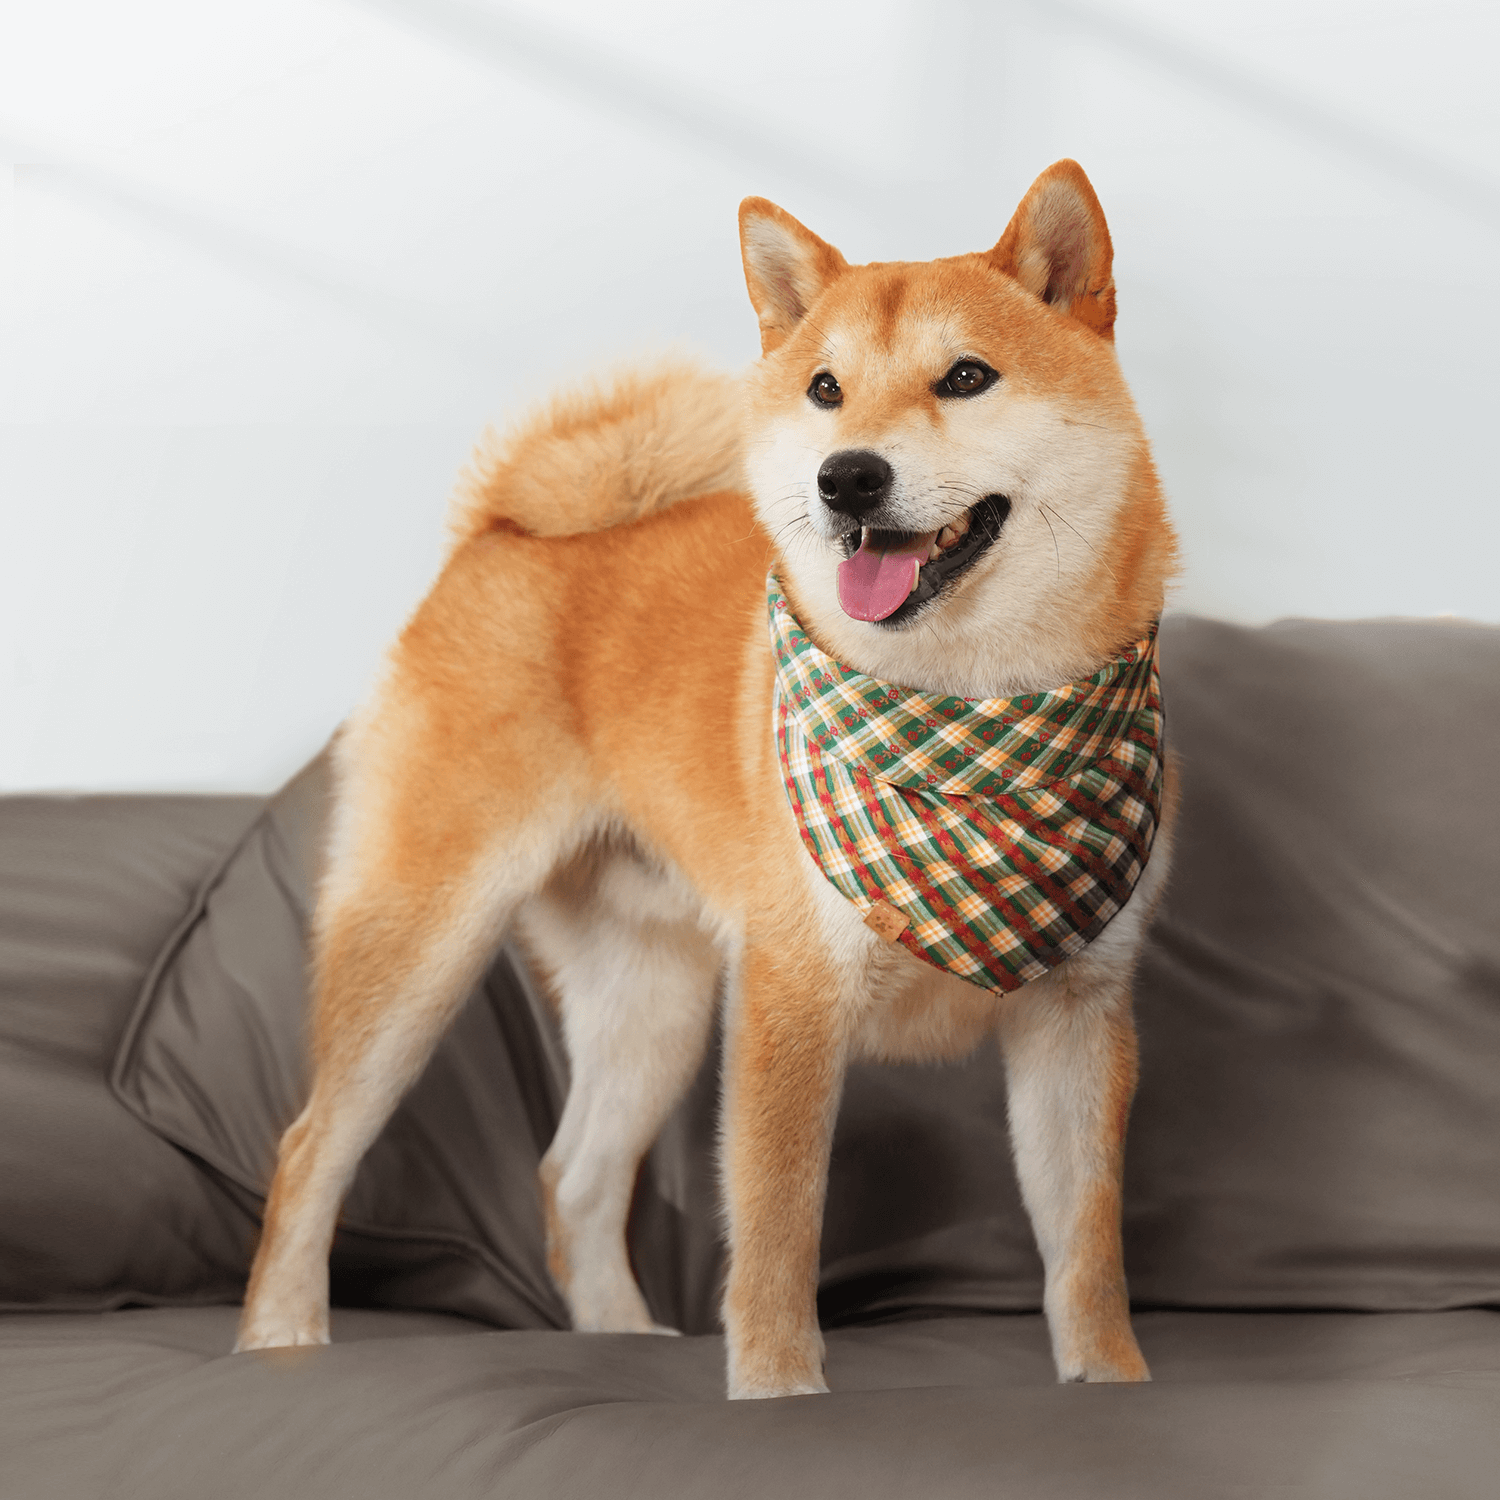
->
[[817, 450, 893, 517]]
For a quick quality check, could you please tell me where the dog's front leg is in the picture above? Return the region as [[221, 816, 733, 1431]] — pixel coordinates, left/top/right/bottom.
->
[[719, 939, 846, 1399], [998, 974, 1150, 1383]]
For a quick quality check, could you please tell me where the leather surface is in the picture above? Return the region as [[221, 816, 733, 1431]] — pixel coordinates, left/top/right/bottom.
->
[[1125, 617, 1500, 1309], [0, 794, 262, 1311], [3, 1306, 1497, 1499]]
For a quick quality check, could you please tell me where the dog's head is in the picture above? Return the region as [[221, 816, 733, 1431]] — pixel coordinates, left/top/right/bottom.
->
[[740, 160, 1177, 696]]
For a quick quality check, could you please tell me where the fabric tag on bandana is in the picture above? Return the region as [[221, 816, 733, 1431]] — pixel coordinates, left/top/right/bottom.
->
[[864, 901, 911, 943], [768, 576, 1164, 993]]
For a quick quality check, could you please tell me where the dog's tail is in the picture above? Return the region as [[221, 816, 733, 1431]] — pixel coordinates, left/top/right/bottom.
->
[[447, 356, 744, 546]]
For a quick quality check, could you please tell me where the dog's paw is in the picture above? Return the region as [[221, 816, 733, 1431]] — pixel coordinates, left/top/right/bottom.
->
[[1051, 1313, 1151, 1384], [728, 1376, 830, 1400], [726, 1335, 828, 1399], [1058, 1353, 1151, 1384], [565, 1275, 678, 1336], [233, 1313, 331, 1354], [578, 1315, 684, 1336]]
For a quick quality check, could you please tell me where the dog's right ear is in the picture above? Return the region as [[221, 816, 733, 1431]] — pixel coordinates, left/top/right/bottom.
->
[[739, 199, 848, 356]]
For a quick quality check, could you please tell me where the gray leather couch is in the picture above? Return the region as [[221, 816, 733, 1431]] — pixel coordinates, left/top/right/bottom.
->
[[3, 615, 1498, 1499]]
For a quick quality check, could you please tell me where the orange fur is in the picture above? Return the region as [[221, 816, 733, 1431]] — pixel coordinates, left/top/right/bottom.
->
[[448, 356, 744, 546], [239, 161, 1179, 1400]]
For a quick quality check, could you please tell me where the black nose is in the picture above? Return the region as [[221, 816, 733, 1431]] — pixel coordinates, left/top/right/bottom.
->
[[817, 449, 893, 517]]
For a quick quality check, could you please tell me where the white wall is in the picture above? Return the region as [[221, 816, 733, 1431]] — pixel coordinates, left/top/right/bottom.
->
[[2, 0, 1497, 792]]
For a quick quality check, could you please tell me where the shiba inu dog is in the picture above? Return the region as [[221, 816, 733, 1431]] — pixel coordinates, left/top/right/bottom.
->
[[236, 159, 1179, 1399]]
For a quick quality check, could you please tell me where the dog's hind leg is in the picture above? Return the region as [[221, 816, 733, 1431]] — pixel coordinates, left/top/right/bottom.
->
[[235, 748, 592, 1353], [521, 844, 718, 1334], [996, 960, 1150, 1384]]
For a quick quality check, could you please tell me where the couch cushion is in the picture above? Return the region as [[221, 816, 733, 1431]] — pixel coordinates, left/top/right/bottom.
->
[[0, 794, 262, 1310], [3, 1307, 1498, 1500]]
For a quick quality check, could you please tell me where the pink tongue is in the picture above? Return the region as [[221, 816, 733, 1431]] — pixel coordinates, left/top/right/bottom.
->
[[837, 532, 938, 621]]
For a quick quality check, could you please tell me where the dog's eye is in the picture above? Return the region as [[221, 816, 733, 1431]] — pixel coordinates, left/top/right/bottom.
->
[[808, 372, 843, 407], [937, 360, 996, 398]]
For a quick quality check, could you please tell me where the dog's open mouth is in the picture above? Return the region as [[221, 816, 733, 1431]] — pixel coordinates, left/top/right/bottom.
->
[[835, 494, 1012, 626]]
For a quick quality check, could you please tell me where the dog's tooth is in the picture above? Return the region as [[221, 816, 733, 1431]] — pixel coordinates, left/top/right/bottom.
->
[[950, 512, 970, 537], [936, 524, 957, 550]]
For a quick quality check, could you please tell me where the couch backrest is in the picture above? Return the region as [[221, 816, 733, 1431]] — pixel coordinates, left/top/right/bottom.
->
[[0, 794, 262, 1311]]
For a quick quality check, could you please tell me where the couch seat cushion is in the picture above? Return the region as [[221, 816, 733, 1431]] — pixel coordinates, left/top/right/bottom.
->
[[2, 1308, 1497, 1500]]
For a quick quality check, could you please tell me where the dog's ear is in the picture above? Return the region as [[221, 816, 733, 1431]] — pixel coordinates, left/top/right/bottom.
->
[[739, 198, 849, 355], [988, 160, 1116, 340]]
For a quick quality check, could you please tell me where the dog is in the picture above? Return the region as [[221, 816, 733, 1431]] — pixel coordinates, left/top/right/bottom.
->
[[236, 159, 1180, 1400]]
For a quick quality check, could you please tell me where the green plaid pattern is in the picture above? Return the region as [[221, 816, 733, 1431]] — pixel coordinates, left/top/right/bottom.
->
[[769, 577, 1164, 992]]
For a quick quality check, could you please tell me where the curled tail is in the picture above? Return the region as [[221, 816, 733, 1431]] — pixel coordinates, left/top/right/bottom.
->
[[448, 356, 744, 546]]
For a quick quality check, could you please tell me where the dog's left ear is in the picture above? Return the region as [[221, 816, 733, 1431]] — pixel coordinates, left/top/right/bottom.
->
[[988, 160, 1116, 340], [739, 198, 849, 356]]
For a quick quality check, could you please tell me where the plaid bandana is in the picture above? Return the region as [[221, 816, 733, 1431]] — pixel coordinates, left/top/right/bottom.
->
[[769, 577, 1164, 992]]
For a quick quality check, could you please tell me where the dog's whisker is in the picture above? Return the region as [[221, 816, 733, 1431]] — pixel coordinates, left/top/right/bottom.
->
[[1039, 506, 1062, 580], [1039, 502, 1118, 587]]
